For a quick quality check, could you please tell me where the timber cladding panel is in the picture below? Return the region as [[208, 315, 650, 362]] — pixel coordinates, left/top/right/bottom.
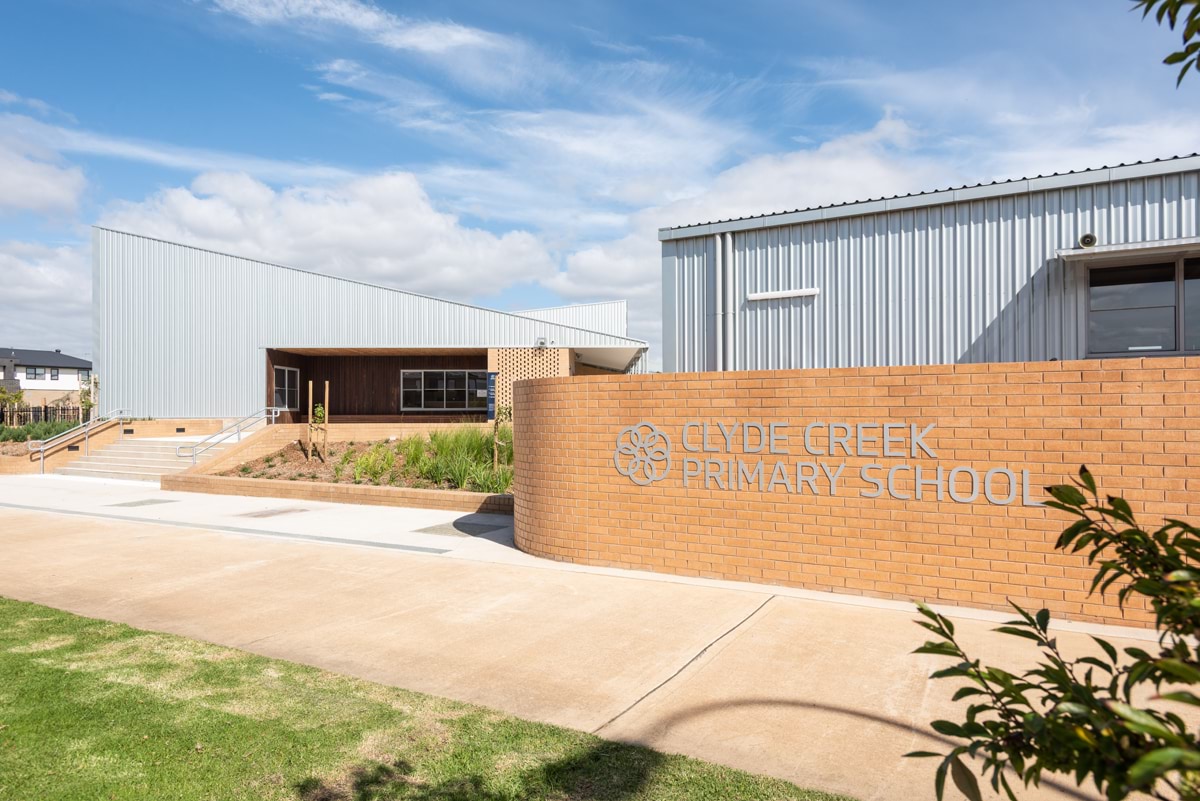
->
[[512, 357, 1200, 627]]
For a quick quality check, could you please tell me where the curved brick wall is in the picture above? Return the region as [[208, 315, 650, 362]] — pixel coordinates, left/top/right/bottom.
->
[[513, 357, 1200, 627]]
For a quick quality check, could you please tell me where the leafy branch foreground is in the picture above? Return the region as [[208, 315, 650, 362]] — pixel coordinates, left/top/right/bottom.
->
[[910, 467, 1200, 801]]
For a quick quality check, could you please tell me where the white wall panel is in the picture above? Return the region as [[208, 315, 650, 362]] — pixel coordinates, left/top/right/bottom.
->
[[662, 165, 1200, 372], [94, 229, 647, 417]]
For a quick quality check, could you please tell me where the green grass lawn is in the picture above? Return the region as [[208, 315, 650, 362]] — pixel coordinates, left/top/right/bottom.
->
[[0, 597, 854, 801]]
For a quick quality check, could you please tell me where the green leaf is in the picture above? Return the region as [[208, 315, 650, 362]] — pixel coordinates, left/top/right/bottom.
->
[[1156, 658, 1200, 684], [1128, 747, 1200, 787], [935, 759, 949, 801], [1159, 691, 1200, 706], [1049, 485, 1087, 506], [993, 626, 1044, 642], [915, 642, 961, 658], [1055, 701, 1090, 716], [1092, 636, 1118, 664], [1166, 569, 1200, 582], [1035, 608, 1051, 633], [1109, 495, 1134, 519], [950, 755, 984, 801], [1108, 702, 1177, 740], [931, 720, 964, 737], [1078, 466, 1096, 493], [905, 751, 943, 758]]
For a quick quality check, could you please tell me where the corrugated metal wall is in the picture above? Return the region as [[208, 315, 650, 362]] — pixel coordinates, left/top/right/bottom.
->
[[515, 301, 628, 337], [94, 229, 647, 418], [662, 166, 1200, 371]]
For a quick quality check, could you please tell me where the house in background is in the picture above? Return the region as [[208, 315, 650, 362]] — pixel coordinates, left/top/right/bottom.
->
[[0, 348, 92, 406], [93, 228, 648, 422]]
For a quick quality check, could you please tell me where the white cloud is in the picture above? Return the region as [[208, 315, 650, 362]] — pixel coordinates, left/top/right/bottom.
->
[[0, 129, 86, 216], [1, 113, 353, 184], [316, 59, 752, 237], [212, 0, 503, 54], [0, 240, 91, 355], [546, 115, 959, 369], [211, 0, 554, 96], [98, 170, 556, 299]]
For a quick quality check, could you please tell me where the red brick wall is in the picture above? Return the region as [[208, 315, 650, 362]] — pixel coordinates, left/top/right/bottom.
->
[[512, 357, 1200, 626]]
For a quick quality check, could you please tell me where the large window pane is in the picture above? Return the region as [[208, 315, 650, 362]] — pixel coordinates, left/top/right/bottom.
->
[[402, 371, 423, 409], [1186, 259, 1200, 352], [467, 371, 488, 409], [1089, 264, 1176, 310], [1089, 308, 1176, 353], [273, 367, 291, 409], [445, 371, 467, 407], [423, 372, 446, 409]]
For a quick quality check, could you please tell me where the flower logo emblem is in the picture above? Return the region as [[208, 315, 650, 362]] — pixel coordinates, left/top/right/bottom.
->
[[613, 422, 671, 486]]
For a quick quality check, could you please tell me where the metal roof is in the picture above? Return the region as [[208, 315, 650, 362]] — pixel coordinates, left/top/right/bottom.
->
[[659, 153, 1200, 241], [93, 227, 647, 348], [0, 348, 91, 369]]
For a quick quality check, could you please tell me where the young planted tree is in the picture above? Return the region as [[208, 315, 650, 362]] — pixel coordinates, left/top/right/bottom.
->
[[909, 467, 1200, 801]]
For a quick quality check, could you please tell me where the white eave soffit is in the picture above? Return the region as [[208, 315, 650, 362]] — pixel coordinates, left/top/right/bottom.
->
[[1058, 236, 1200, 262]]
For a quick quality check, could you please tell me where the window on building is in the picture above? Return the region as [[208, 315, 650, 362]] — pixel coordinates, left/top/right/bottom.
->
[[1088, 258, 1200, 355], [273, 366, 299, 410], [50, 368, 59, 381], [402, 370, 489, 411], [79, 369, 91, 383], [25, 367, 46, 380]]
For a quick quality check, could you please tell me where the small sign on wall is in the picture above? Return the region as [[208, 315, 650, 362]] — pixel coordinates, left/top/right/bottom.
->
[[487, 372, 497, 421]]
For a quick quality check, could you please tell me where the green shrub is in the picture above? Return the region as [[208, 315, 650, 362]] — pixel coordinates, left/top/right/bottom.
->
[[495, 422, 514, 466], [0, 420, 76, 443], [398, 436, 428, 476], [910, 467, 1200, 801], [429, 427, 491, 465], [468, 462, 513, 494], [354, 443, 395, 485], [444, 454, 475, 490]]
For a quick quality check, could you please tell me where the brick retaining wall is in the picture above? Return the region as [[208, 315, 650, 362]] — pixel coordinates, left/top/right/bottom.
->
[[512, 357, 1200, 626]]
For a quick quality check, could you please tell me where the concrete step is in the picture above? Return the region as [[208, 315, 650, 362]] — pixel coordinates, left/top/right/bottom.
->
[[54, 433, 242, 479], [101, 443, 233, 455], [54, 466, 167, 481], [66, 457, 191, 471]]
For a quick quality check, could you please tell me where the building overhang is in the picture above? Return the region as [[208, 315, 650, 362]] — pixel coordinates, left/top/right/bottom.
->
[[1058, 236, 1200, 263], [574, 345, 645, 372]]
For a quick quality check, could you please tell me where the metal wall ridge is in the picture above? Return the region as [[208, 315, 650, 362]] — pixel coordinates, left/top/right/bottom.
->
[[658, 154, 1200, 240]]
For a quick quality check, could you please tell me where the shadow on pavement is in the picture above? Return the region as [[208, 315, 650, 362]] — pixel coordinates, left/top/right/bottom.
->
[[295, 740, 663, 801], [637, 697, 1096, 801]]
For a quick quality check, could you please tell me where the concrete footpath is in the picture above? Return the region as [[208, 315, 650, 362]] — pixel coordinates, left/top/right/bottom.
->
[[0, 475, 1152, 801]]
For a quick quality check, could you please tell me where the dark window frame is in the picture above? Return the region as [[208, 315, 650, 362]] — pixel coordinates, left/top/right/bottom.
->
[[273, 366, 300, 411], [79, 369, 91, 383], [25, 367, 46, 380], [1086, 254, 1200, 357], [402, 369, 489, 411], [50, 368, 59, 381]]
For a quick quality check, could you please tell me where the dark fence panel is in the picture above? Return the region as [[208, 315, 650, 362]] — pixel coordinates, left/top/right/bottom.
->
[[0, 406, 84, 427]]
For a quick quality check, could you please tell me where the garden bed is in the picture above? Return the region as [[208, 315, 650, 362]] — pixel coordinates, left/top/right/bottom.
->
[[218, 426, 513, 494]]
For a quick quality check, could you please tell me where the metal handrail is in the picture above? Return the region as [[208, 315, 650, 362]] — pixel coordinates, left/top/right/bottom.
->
[[176, 407, 283, 464], [26, 408, 131, 474]]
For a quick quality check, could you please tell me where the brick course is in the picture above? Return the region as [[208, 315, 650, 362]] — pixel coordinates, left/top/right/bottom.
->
[[512, 357, 1200, 627]]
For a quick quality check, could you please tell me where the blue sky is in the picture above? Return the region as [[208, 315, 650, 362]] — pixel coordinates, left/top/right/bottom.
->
[[1, 0, 1196, 363]]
